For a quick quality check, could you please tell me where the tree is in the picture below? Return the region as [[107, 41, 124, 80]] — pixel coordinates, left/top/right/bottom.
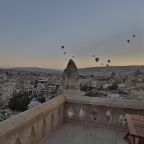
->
[[111, 72, 116, 77], [90, 74, 94, 78], [85, 91, 101, 97], [80, 85, 94, 92], [37, 96, 46, 103], [109, 83, 118, 90], [8, 92, 30, 111]]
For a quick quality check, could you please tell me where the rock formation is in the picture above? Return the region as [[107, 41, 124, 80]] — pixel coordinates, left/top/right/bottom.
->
[[63, 59, 79, 89]]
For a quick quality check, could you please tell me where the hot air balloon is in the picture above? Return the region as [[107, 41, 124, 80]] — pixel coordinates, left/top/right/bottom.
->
[[106, 64, 109, 67], [64, 52, 66, 55], [127, 40, 130, 43], [133, 35, 135, 38], [108, 60, 111, 63], [61, 45, 64, 50], [95, 58, 99, 62], [72, 56, 74, 58], [93, 54, 95, 58]]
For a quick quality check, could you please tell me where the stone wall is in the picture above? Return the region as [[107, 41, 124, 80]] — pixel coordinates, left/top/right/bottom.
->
[[0, 95, 65, 144], [64, 96, 144, 129]]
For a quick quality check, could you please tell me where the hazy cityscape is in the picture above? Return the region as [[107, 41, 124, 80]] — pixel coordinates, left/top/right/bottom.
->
[[0, 62, 144, 121], [0, 0, 144, 144]]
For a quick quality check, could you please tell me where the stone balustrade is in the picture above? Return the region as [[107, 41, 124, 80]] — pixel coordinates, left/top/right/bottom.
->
[[64, 95, 144, 129], [0, 93, 144, 144], [0, 95, 65, 144]]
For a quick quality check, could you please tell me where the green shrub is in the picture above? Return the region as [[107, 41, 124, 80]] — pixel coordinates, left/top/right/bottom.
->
[[109, 83, 118, 90], [8, 92, 30, 111]]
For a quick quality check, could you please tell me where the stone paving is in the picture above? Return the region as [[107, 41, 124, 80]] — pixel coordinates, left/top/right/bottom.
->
[[43, 123, 128, 144]]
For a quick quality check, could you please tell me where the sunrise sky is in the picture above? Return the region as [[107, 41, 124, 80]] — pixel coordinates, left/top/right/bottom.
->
[[0, 0, 144, 69]]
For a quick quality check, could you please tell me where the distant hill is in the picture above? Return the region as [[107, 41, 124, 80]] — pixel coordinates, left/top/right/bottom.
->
[[1, 65, 144, 75], [2, 67, 62, 73], [78, 65, 144, 75]]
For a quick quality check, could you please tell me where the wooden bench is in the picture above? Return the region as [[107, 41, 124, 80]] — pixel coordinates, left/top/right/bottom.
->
[[124, 114, 144, 144]]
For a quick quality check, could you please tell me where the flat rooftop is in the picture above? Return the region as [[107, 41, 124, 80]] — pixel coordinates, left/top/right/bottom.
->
[[43, 123, 128, 144]]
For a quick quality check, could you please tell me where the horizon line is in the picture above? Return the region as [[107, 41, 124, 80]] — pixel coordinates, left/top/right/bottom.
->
[[0, 64, 144, 70]]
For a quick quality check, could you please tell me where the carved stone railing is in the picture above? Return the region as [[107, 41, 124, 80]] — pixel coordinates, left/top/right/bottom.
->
[[0, 92, 144, 144], [0, 95, 65, 144], [64, 95, 144, 129]]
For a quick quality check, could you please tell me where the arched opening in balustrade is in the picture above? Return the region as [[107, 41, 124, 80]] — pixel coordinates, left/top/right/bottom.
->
[[119, 113, 126, 128], [105, 110, 112, 124], [59, 106, 63, 120], [30, 126, 36, 144], [50, 114, 55, 130], [15, 138, 22, 144], [79, 107, 85, 121], [41, 118, 46, 138], [58, 107, 61, 118], [91, 111, 98, 121], [67, 106, 74, 118]]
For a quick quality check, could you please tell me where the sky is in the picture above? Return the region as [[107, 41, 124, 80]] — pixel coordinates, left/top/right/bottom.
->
[[0, 0, 144, 69]]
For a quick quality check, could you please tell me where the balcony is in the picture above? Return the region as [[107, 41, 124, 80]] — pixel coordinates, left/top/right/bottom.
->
[[0, 94, 144, 144], [43, 123, 127, 144]]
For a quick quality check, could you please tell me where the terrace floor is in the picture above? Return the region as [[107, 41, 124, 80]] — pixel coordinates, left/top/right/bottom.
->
[[43, 123, 128, 144]]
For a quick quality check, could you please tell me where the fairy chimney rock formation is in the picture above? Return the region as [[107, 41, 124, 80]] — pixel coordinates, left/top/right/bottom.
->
[[63, 59, 80, 89]]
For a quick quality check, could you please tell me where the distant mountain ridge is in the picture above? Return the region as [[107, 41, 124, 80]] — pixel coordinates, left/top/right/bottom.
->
[[78, 65, 144, 75], [1, 65, 144, 75], [1, 67, 62, 73]]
